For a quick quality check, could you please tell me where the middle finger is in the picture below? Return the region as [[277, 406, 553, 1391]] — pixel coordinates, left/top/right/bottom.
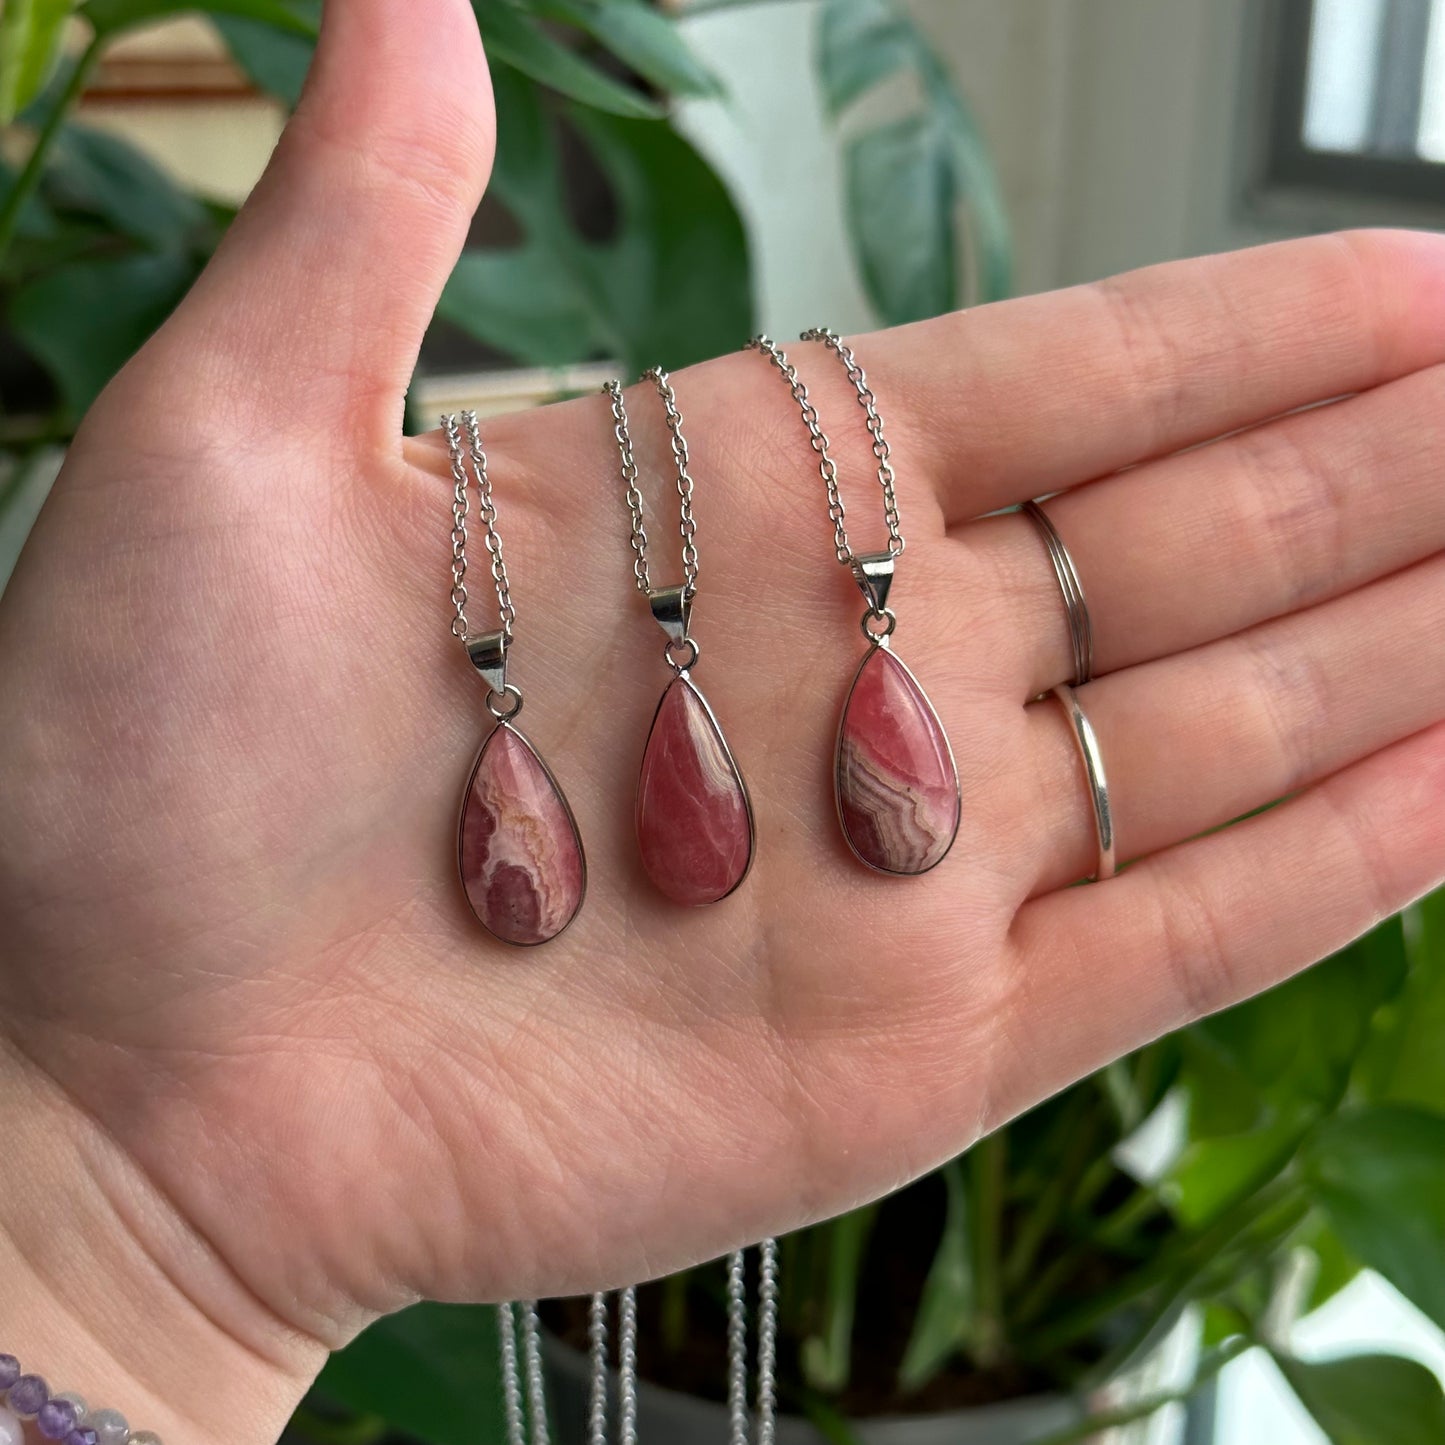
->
[[960, 362, 1445, 697]]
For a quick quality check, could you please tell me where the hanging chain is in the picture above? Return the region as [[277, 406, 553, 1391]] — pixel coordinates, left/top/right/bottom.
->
[[745, 333, 905, 563], [756, 1240, 780, 1445], [800, 327, 904, 557], [498, 1303, 527, 1445], [618, 1286, 639, 1445], [587, 1293, 609, 1445], [603, 376, 700, 598], [744, 336, 851, 565], [726, 1252, 749, 1445], [604, 382, 652, 595], [443, 411, 517, 645]]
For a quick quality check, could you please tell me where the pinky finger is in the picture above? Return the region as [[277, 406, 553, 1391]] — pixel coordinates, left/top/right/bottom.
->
[[1006, 723, 1445, 1097]]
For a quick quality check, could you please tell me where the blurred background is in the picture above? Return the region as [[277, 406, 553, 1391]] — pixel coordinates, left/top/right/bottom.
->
[[1, 2, 1444, 1443]]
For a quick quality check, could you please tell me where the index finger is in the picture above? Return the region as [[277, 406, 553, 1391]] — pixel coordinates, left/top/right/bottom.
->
[[819, 230, 1445, 524]]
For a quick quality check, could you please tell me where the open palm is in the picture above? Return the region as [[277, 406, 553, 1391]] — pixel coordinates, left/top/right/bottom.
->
[[3, 3, 1445, 1441]]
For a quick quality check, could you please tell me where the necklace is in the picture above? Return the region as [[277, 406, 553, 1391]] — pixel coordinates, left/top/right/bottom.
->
[[605, 372, 755, 906], [746, 331, 960, 875], [445, 412, 587, 944]]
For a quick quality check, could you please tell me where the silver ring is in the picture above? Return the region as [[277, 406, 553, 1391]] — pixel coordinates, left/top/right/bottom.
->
[[1023, 500, 1093, 686], [1053, 684, 1115, 882]]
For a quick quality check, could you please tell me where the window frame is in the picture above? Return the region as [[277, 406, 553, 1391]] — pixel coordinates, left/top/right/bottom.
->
[[1262, 0, 1445, 209]]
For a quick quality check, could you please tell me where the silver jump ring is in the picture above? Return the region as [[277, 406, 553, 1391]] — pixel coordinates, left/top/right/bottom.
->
[[1053, 684, 1115, 882], [487, 683, 525, 722], [861, 607, 897, 641], [665, 637, 700, 672], [1023, 500, 1093, 687]]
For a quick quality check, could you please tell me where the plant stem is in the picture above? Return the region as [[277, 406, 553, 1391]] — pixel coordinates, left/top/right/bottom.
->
[[1023, 1337, 1252, 1445], [0, 37, 103, 266], [1025, 1177, 1296, 1359], [968, 1133, 1007, 1368]]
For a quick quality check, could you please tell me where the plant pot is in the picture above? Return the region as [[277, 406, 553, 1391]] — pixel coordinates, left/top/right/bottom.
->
[[542, 1316, 1199, 1445]]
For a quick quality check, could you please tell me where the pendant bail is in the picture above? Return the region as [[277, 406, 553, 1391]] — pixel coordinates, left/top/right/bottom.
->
[[466, 629, 509, 696], [850, 551, 896, 616], [647, 583, 693, 647]]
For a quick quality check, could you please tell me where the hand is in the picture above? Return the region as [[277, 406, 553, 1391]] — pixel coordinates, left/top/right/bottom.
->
[[3, 2, 1445, 1441]]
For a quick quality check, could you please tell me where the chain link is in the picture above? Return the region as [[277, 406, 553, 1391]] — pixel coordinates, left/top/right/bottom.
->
[[603, 382, 652, 595], [604, 374, 700, 596], [743, 336, 851, 564], [800, 327, 904, 556], [745, 333, 905, 563], [442, 411, 516, 645]]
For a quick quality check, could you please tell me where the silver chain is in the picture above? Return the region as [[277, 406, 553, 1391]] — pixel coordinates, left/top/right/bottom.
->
[[800, 327, 903, 556], [443, 410, 517, 644], [603, 374, 700, 597], [618, 1286, 639, 1445], [745, 334, 904, 563], [498, 1303, 527, 1445], [756, 1240, 780, 1445], [727, 1243, 781, 1445], [726, 1252, 749, 1445], [587, 1293, 609, 1445]]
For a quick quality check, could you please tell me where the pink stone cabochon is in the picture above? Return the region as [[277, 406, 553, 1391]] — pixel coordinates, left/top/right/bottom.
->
[[458, 723, 586, 946], [835, 645, 960, 875], [636, 675, 754, 906]]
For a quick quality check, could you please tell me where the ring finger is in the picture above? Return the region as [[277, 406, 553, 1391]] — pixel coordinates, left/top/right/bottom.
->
[[1025, 552, 1445, 893], [962, 361, 1445, 698]]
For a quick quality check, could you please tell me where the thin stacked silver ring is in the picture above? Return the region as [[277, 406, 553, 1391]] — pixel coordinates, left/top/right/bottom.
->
[[1023, 498, 1093, 686], [1053, 683, 1116, 881], [1021, 500, 1114, 881]]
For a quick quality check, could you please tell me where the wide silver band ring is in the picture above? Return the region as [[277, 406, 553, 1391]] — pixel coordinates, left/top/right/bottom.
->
[[1023, 499, 1093, 687], [1053, 684, 1116, 882]]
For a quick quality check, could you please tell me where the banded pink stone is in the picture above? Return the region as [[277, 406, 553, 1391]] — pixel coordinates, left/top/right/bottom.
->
[[636, 676, 753, 906], [458, 723, 585, 945], [835, 645, 959, 875]]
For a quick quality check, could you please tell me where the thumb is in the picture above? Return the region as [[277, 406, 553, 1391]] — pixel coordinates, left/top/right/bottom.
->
[[146, 0, 494, 445]]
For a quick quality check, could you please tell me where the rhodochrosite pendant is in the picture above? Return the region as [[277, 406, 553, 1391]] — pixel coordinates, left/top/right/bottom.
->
[[458, 720, 586, 946], [636, 672, 754, 905], [833, 553, 959, 875], [836, 642, 960, 875]]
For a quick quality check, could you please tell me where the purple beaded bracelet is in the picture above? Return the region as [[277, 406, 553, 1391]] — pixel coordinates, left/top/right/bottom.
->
[[0, 1353, 162, 1445]]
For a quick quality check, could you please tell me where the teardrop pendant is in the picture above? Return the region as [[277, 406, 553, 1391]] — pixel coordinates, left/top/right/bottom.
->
[[459, 722, 587, 946], [636, 675, 754, 906], [835, 644, 960, 876]]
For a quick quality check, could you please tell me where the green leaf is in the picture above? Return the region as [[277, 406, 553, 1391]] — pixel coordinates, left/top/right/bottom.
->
[[1302, 1105, 1445, 1332], [45, 123, 209, 247], [9, 250, 199, 415], [1303, 1221, 1361, 1313], [567, 104, 752, 369], [1169, 1112, 1311, 1228], [815, 0, 913, 115], [79, 0, 316, 39], [845, 113, 955, 326], [1275, 1352, 1445, 1445], [0, 0, 75, 124], [439, 245, 596, 365], [933, 86, 1011, 304], [1196, 917, 1409, 1114], [479, 4, 662, 118], [442, 83, 752, 375], [314, 1303, 507, 1445], [213, 0, 319, 106], [1359, 889, 1445, 1109], [898, 1159, 972, 1392], [539, 0, 721, 98]]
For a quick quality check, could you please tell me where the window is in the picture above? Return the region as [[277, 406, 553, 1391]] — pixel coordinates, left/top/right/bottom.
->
[[1265, 0, 1445, 206]]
